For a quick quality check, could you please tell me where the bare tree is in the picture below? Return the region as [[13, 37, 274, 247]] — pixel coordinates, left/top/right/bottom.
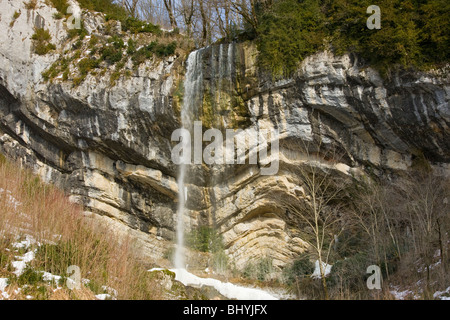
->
[[178, 0, 195, 36], [124, 0, 264, 45], [214, 0, 231, 39], [278, 141, 352, 299], [351, 168, 449, 295], [197, 0, 210, 45], [163, 0, 178, 29], [399, 173, 449, 285], [351, 178, 403, 281], [229, 0, 271, 33], [122, 0, 140, 18]]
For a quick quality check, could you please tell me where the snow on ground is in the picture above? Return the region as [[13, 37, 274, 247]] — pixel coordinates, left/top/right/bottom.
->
[[10, 235, 39, 277], [0, 188, 22, 211], [150, 268, 278, 300], [0, 235, 118, 300], [102, 285, 118, 297], [417, 250, 442, 273], [433, 286, 450, 300], [389, 286, 420, 300], [0, 278, 8, 291], [390, 284, 450, 300], [1, 188, 118, 300], [11, 235, 38, 249], [0, 278, 9, 299], [12, 250, 36, 276], [42, 272, 62, 283], [311, 260, 333, 279]]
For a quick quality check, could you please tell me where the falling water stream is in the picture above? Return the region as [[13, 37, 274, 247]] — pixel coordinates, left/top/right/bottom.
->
[[174, 49, 203, 269]]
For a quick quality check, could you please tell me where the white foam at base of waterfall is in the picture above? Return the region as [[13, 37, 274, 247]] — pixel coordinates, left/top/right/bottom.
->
[[149, 268, 278, 300]]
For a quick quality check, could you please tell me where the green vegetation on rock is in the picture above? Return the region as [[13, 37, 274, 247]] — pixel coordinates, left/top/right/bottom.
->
[[255, 0, 450, 78], [257, 0, 326, 77], [31, 27, 56, 55], [48, 0, 69, 15], [185, 226, 223, 254], [77, 0, 128, 22]]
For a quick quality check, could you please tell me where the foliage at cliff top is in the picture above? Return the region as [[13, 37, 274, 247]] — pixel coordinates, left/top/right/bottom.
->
[[49, 0, 128, 21], [255, 0, 449, 78], [42, 0, 184, 87], [44, 0, 449, 80]]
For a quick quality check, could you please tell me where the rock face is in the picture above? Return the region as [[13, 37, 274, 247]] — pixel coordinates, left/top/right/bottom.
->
[[1, 1, 449, 271]]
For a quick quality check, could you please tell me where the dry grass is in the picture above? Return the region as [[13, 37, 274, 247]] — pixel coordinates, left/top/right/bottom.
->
[[48, 286, 98, 300], [24, 0, 37, 10], [0, 155, 163, 300]]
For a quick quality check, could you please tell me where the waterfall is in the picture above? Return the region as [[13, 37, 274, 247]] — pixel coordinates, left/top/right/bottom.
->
[[174, 156, 187, 269], [167, 45, 283, 300], [173, 44, 234, 269], [174, 49, 204, 269]]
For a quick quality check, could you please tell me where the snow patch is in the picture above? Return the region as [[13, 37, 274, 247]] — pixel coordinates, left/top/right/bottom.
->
[[0, 278, 8, 292], [433, 286, 450, 300], [150, 268, 278, 300], [389, 285, 420, 300], [12, 235, 37, 249], [9, 235, 41, 277], [42, 272, 62, 283], [311, 260, 332, 279], [95, 293, 112, 300], [102, 285, 118, 298], [12, 250, 36, 276], [0, 278, 10, 299]]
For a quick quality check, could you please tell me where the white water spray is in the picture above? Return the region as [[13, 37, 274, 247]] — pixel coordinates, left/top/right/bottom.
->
[[174, 162, 187, 269]]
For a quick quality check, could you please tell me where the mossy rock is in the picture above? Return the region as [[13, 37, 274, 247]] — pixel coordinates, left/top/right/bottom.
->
[[148, 268, 176, 280]]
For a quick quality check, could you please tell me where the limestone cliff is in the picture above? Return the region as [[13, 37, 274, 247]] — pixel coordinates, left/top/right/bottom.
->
[[0, 0, 448, 271]]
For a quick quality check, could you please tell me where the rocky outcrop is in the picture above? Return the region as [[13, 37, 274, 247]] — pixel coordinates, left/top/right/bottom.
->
[[179, 42, 449, 270], [0, 0, 181, 262], [0, 1, 448, 272]]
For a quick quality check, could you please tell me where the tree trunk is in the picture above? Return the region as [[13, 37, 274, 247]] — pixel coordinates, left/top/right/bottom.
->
[[198, 0, 209, 45], [163, 0, 178, 29], [318, 258, 330, 300], [437, 218, 446, 272]]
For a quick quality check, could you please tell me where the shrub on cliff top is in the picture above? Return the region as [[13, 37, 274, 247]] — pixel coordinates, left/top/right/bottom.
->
[[78, 0, 128, 22], [121, 17, 162, 35], [256, 0, 449, 78], [257, 0, 326, 78], [48, 0, 69, 14]]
